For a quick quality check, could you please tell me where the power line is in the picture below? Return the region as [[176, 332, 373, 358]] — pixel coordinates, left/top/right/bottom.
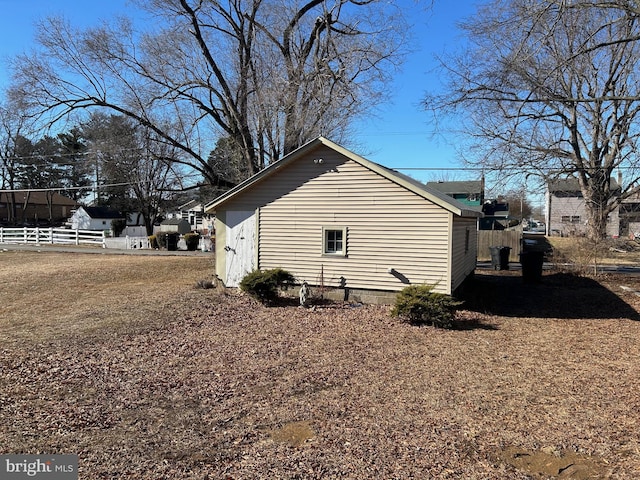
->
[[0, 145, 172, 163], [395, 167, 484, 171], [0, 182, 133, 193]]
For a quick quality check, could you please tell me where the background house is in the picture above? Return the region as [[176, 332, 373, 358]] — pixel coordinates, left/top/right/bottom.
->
[[425, 180, 484, 208], [479, 198, 520, 230], [69, 206, 125, 232], [545, 177, 620, 237], [123, 212, 147, 237], [205, 137, 482, 301], [424, 180, 519, 230], [178, 200, 205, 232], [157, 218, 192, 235], [0, 191, 77, 226], [163, 200, 214, 235], [619, 192, 640, 238]]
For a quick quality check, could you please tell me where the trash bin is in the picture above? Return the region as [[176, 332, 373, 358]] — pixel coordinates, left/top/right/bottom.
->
[[520, 251, 544, 282], [166, 232, 179, 251], [489, 246, 511, 270]]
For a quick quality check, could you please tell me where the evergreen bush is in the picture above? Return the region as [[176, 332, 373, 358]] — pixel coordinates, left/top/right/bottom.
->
[[391, 284, 462, 329], [239, 268, 295, 305]]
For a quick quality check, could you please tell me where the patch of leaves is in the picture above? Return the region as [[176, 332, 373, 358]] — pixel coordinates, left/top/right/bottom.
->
[[1, 255, 640, 478]]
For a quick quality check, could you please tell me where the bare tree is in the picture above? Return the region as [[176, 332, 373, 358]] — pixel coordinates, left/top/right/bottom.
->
[[81, 113, 182, 235], [10, 0, 407, 188], [0, 105, 28, 224], [0, 103, 48, 224], [424, 0, 640, 240]]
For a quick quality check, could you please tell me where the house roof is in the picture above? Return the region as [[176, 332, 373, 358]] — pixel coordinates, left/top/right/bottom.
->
[[205, 137, 482, 218], [0, 191, 78, 206], [178, 199, 203, 211], [81, 206, 124, 219], [160, 218, 190, 225], [426, 180, 483, 195], [549, 176, 620, 193]]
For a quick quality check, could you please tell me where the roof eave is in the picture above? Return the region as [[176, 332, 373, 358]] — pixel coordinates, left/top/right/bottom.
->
[[204, 136, 483, 218], [204, 137, 328, 213]]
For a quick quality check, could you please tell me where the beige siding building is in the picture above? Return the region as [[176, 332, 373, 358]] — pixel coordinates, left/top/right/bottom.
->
[[206, 138, 482, 300]]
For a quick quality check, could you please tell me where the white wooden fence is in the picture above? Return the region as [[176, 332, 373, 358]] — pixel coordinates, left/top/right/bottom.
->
[[103, 236, 151, 250], [0, 227, 106, 247]]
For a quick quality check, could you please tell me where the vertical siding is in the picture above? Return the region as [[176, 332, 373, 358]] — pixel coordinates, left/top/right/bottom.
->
[[222, 145, 457, 293]]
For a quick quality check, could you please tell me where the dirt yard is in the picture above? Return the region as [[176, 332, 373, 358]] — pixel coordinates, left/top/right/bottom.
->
[[1, 250, 639, 479]]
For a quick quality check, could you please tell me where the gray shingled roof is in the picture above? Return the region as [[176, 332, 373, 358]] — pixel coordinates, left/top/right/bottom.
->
[[548, 176, 620, 192], [82, 206, 124, 219], [425, 180, 483, 195]]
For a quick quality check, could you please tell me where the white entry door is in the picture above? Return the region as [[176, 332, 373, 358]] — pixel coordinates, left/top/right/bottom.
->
[[225, 210, 256, 287]]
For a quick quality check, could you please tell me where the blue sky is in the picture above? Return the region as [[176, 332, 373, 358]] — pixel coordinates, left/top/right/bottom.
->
[[354, 1, 479, 183], [0, 0, 480, 185]]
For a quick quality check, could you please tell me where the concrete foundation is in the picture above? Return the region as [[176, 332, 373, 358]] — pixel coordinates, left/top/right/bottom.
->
[[280, 285, 398, 305]]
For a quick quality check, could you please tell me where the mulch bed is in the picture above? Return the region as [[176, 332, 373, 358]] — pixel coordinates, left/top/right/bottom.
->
[[1, 266, 640, 478]]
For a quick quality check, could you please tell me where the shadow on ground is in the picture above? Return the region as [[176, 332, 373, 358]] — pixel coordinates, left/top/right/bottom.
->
[[461, 271, 640, 320], [451, 316, 500, 331]]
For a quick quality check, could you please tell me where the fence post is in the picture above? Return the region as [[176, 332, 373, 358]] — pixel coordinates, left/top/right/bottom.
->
[[102, 231, 106, 248], [0, 227, 3, 243], [23, 227, 28, 244], [50, 227, 54, 244], [75, 229, 79, 245], [35, 227, 40, 244]]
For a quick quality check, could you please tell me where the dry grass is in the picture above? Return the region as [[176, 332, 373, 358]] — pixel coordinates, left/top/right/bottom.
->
[[0, 251, 214, 344], [549, 236, 640, 268], [1, 250, 640, 479]]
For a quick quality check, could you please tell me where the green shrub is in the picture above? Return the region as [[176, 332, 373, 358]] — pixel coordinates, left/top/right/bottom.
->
[[184, 233, 200, 251], [391, 284, 462, 328], [239, 268, 295, 305]]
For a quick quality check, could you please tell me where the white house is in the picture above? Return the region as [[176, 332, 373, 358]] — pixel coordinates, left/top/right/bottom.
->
[[69, 206, 125, 232]]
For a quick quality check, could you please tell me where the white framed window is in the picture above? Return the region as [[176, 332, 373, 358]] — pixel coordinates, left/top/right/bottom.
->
[[323, 226, 347, 256]]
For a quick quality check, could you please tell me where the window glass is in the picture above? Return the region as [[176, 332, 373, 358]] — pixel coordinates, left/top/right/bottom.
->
[[323, 227, 346, 255]]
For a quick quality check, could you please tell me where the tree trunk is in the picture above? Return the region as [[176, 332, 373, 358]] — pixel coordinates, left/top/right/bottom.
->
[[586, 210, 608, 240], [8, 191, 16, 224], [583, 189, 610, 240]]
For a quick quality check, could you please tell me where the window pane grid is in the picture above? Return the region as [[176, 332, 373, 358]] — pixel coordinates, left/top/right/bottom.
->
[[323, 227, 346, 255], [327, 230, 343, 253]]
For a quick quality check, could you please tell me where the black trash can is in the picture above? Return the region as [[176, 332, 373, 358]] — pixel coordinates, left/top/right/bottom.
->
[[520, 251, 544, 282], [499, 246, 511, 270], [166, 232, 179, 251], [489, 246, 511, 270]]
